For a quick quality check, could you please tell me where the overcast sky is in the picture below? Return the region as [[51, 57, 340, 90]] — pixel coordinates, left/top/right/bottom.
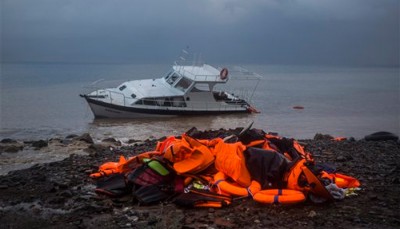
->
[[1, 0, 399, 66]]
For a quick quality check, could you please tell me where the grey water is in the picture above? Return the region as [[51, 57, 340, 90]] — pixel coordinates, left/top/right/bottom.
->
[[1, 63, 399, 141]]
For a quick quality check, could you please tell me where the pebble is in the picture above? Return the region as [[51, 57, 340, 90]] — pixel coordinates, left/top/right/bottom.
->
[[308, 210, 317, 218], [0, 185, 8, 189], [336, 156, 346, 162], [131, 216, 139, 222]]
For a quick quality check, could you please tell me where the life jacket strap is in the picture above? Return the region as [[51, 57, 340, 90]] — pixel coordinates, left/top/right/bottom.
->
[[213, 178, 225, 194]]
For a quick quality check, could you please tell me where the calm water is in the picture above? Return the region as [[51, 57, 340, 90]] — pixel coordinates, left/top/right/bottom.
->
[[1, 63, 399, 141]]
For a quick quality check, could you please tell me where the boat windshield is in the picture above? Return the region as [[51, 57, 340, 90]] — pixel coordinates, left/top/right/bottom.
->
[[165, 71, 180, 85]]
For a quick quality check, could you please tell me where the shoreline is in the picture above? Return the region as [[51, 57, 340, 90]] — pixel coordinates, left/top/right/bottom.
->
[[1, 129, 399, 228]]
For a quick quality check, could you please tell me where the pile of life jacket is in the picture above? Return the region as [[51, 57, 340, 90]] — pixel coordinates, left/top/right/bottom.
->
[[90, 128, 360, 207]]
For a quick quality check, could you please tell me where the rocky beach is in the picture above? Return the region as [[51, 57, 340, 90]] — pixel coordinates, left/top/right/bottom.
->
[[0, 128, 399, 229]]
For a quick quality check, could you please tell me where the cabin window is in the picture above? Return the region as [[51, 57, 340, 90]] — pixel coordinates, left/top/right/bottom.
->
[[191, 83, 211, 92], [135, 97, 186, 107], [135, 98, 156, 106], [131, 94, 136, 98], [175, 77, 192, 91], [119, 85, 127, 91], [171, 97, 186, 107]]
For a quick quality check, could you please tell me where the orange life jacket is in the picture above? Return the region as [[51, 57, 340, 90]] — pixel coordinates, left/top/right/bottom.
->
[[320, 171, 361, 188], [90, 151, 163, 178], [285, 158, 333, 200], [213, 139, 252, 187], [160, 134, 215, 174]]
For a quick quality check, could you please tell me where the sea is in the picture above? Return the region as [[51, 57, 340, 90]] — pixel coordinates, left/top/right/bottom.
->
[[0, 63, 399, 174]]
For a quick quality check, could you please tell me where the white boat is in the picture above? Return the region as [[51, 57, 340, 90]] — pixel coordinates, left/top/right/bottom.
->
[[80, 61, 260, 118]]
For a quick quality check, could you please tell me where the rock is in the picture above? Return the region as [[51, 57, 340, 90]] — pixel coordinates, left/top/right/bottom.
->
[[308, 210, 317, 218], [0, 139, 24, 153], [131, 216, 139, 222], [391, 177, 400, 184], [314, 133, 333, 141], [86, 144, 108, 153], [61, 139, 72, 145], [368, 194, 378, 200], [66, 134, 79, 139], [185, 127, 199, 137], [102, 138, 118, 143], [102, 138, 121, 146], [0, 144, 24, 153], [84, 169, 93, 174], [1, 138, 17, 143], [32, 140, 48, 149], [214, 217, 235, 228], [55, 182, 68, 189], [336, 156, 346, 162], [48, 196, 66, 204], [127, 139, 140, 144], [0, 184, 8, 189], [78, 133, 94, 144], [61, 190, 73, 198], [364, 131, 399, 141]]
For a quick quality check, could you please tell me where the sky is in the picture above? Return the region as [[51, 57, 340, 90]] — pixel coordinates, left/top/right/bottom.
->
[[1, 0, 399, 66]]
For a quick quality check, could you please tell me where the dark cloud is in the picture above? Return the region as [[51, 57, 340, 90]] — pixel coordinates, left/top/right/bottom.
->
[[1, 0, 399, 66]]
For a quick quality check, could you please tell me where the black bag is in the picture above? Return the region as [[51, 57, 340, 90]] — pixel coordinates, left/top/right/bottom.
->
[[244, 147, 289, 189], [238, 128, 266, 145], [126, 158, 174, 188], [134, 184, 172, 205], [126, 158, 177, 204], [95, 173, 130, 197], [173, 189, 232, 208]]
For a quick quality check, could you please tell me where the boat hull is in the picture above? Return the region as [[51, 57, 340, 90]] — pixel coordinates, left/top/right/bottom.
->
[[83, 96, 250, 119]]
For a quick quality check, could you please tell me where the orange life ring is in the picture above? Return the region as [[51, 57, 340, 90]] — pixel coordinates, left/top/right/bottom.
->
[[213, 172, 260, 197], [220, 68, 228, 80], [253, 189, 306, 204]]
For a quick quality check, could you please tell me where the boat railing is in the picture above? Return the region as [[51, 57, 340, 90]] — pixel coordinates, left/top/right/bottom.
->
[[191, 74, 222, 82], [89, 89, 135, 107], [176, 68, 223, 82]]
